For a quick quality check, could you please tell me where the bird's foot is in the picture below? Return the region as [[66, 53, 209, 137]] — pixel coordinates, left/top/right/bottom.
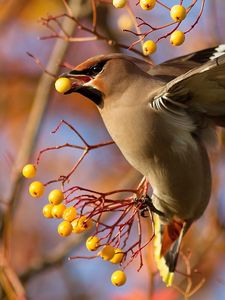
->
[[134, 194, 165, 218]]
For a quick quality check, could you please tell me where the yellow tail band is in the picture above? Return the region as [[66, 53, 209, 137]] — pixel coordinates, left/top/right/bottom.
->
[[153, 214, 175, 287]]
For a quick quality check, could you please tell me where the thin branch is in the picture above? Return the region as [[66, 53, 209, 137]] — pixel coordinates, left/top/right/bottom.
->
[[91, 0, 97, 30], [26, 52, 56, 78], [20, 169, 141, 283], [19, 234, 90, 283], [40, 11, 151, 61], [0, 0, 92, 298]]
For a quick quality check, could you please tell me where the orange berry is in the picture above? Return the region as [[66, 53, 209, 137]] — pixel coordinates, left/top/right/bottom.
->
[[63, 206, 77, 222], [170, 30, 185, 46], [48, 189, 64, 205], [170, 5, 186, 22], [110, 248, 124, 264], [86, 236, 100, 251], [117, 14, 132, 31], [140, 0, 156, 10], [78, 216, 93, 231], [142, 40, 157, 55], [55, 77, 72, 94], [99, 245, 115, 260], [42, 204, 54, 218], [111, 270, 127, 286], [71, 216, 92, 233], [58, 221, 72, 237], [71, 218, 83, 233], [29, 181, 45, 198], [52, 203, 66, 218], [22, 164, 36, 178], [113, 0, 127, 9]]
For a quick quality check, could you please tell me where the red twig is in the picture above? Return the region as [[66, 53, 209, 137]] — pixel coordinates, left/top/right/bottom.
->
[[184, 0, 205, 34], [124, 0, 205, 49], [39, 11, 150, 60], [174, 249, 206, 297], [35, 120, 154, 271], [36, 120, 114, 185], [26, 52, 56, 78]]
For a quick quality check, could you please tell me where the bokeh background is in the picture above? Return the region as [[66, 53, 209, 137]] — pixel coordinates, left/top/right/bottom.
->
[[0, 0, 225, 299]]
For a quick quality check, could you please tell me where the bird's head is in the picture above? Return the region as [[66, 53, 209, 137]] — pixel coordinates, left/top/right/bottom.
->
[[60, 53, 151, 107]]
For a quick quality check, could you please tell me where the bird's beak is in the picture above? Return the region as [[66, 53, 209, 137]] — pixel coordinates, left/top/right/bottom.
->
[[60, 69, 92, 94], [59, 70, 103, 105]]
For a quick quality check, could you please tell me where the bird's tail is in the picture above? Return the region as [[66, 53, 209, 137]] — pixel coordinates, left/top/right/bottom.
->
[[153, 214, 188, 287]]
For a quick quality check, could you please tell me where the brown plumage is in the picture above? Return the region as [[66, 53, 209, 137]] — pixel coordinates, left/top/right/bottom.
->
[[60, 45, 225, 285]]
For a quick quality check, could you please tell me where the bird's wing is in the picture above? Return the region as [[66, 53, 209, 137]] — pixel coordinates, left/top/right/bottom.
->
[[150, 47, 225, 127], [148, 44, 225, 80], [163, 44, 225, 64]]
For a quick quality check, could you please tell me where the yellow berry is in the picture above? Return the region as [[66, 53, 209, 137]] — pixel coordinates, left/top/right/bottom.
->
[[111, 270, 127, 286], [110, 248, 124, 264], [170, 5, 186, 22], [71, 218, 83, 233], [42, 204, 54, 218], [140, 0, 156, 10], [113, 0, 127, 9], [142, 40, 157, 56], [78, 216, 93, 231], [52, 203, 66, 218], [117, 14, 132, 31], [55, 77, 72, 94], [71, 216, 93, 233], [22, 164, 36, 178], [170, 30, 185, 46], [48, 189, 64, 205], [29, 181, 45, 198], [86, 236, 100, 251], [99, 245, 115, 260], [58, 220, 72, 237], [63, 206, 77, 222]]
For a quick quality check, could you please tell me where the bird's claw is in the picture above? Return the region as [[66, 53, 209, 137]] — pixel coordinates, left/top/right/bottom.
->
[[134, 195, 165, 218]]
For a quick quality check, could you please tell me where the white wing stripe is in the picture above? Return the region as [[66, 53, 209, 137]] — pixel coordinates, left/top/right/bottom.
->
[[210, 44, 225, 60]]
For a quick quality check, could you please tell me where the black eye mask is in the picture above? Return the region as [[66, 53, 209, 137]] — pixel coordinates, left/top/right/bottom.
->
[[69, 60, 107, 78]]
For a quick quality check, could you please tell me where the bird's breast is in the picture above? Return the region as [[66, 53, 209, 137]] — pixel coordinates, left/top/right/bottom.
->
[[99, 104, 211, 221]]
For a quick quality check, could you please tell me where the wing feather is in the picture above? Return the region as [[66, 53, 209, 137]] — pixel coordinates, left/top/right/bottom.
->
[[152, 52, 225, 119], [148, 44, 225, 81]]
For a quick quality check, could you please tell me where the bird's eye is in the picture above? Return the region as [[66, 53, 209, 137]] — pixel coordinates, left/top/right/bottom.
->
[[88, 61, 106, 76]]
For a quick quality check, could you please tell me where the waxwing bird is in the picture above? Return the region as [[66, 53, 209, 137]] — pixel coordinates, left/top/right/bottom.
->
[[60, 45, 225, 286]]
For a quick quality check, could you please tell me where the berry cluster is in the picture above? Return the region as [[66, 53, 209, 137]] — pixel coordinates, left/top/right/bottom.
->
[[21, 120, 152, 288], [22, 163, 128, 286], [112, 0, 205, 55]]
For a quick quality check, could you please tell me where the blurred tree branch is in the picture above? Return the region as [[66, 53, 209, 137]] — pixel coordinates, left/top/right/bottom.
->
[[1, 0, 91, 248], [96, 4, 120, 52], [0, 0, 92, 298], [19, 234, 89, 284]]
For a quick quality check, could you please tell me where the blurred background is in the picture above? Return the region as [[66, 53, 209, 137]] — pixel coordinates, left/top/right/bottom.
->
[[0, 0, 225, 299]]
